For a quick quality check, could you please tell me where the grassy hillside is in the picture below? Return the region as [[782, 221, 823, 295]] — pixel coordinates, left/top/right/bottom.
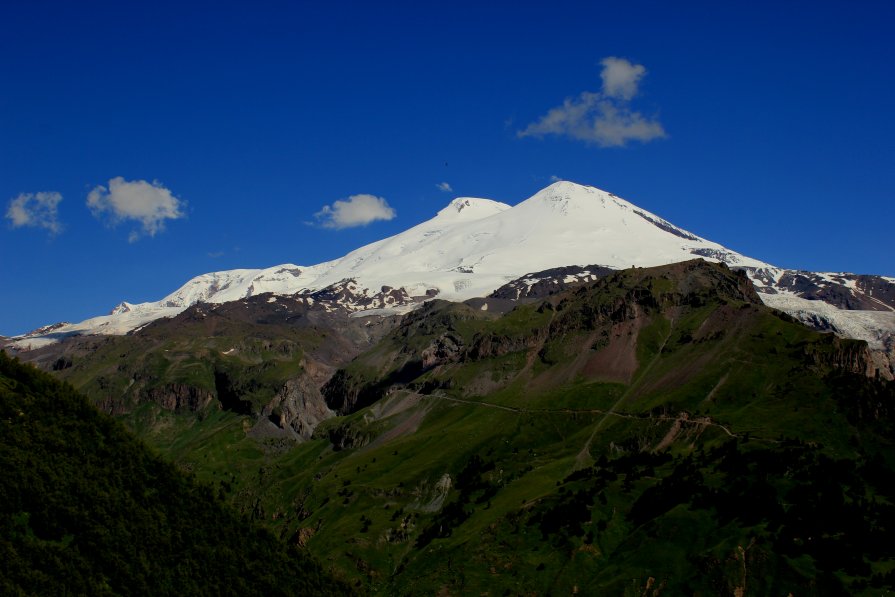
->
[[29, 261, 895, 595], [0, 351, 349, 596], [283, 262, 895, 594]]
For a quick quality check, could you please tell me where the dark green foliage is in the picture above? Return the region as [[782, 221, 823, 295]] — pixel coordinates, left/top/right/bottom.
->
[[0, 351, 348, 596], [617, 437, 895, 592], [628, 456, 704, 526], [530, 487, 593, 544], [416, 455, 497, 548]]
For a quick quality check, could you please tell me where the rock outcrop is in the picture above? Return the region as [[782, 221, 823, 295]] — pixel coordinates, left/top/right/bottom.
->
[[262, 370, 333, 440], [146, 383, 215, 412]]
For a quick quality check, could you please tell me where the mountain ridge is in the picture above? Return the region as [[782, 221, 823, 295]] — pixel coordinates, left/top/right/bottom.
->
[[7, 181, 894, 368]]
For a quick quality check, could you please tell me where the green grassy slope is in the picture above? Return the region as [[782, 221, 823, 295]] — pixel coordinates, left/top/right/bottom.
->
[[288, 263, 894, 594], [0, 351, 349, 596], [39, 261, 895, 595]]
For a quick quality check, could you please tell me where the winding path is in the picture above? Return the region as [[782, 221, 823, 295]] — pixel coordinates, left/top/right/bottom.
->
[[420, 391, 749, 442]]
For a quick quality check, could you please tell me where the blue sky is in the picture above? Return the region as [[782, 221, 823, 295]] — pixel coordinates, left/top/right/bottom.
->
[[1, 1, 893, 335]]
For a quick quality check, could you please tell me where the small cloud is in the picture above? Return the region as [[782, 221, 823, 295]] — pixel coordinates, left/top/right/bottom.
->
[[518, 56, 665, 148], [549, 175, 562, 183], [87, 177, 185, 242], [436, 182, 453, 193], [599, 56, 646, 100], [313, 194, 396, 230], [5, 191, 63, 235], [207, 250, 225, 258]]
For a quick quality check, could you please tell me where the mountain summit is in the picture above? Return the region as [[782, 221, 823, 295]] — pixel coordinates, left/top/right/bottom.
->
[[8, 181, 894, 366]]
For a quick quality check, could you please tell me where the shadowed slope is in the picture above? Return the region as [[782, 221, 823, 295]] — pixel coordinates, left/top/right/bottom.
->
[[0, 351, 348, 596]]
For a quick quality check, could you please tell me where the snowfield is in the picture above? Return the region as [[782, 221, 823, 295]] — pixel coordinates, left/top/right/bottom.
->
[[9, 181, 893, 354]]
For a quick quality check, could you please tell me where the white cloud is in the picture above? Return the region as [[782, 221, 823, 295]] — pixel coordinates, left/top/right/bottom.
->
[[518, 56, 666, 148], [549, 175, 562, 182], [600, 56, 646, 100], [436, 182, 453, 193], [314, 194, 396, 229], [5, 191, 63, 234], [87, 177, 185, 242]]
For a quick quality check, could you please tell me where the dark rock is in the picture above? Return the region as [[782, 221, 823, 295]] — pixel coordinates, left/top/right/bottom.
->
[[146, 383, 214, 412], [489, 265, 616, 301], [262, 370, 333, 440], [634, 209, 699, 240]]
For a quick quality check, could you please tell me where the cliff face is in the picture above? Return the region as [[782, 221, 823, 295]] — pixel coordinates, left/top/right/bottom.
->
[[263, 369, 333, 440], [803, 335, 886, 379], [146, 383, 215, 412]]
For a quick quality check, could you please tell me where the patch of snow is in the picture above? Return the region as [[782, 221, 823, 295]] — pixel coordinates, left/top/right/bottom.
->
[[348, 304, 419, 318]]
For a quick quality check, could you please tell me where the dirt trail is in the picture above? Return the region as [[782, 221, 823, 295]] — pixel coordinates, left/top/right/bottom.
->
[[420, 391, 750, 443]]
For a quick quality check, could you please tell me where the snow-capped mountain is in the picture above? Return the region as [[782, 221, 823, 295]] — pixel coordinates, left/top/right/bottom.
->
[[9, 181, 895, 360]]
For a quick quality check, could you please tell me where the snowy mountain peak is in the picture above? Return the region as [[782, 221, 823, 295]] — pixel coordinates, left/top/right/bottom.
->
[[533, 179, 609, 199], [111, 302, 134, 315], [9, 180, 893, 368], [8, 181, 769, 348], [519, 180, 634, 217], [435, 197, 511, 221], [538, 179, 604, 195]]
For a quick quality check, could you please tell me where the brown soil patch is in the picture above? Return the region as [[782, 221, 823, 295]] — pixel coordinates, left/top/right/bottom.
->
[[581, 319, 642, 383], [654, 413, 713, 451], [365, 394, 430, 449]]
